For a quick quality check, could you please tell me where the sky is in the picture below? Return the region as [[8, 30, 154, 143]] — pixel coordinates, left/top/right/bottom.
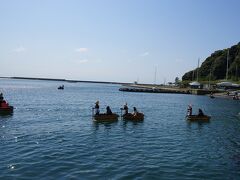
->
[[1, 0, 240, 84]]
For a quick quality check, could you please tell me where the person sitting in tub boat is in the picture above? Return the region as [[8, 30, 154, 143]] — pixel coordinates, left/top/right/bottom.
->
[[0, 93, 7, 107], [94, 101, 100, 115], [0, 100, 9, 108], [198, 109, 204, 116], [106, 106, 112, 115], [0, 93, 3, 102], [133, 107, 138, 116]]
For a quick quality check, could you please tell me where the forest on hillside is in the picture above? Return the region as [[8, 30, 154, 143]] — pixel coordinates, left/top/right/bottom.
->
[[182, 42, 240, 82]]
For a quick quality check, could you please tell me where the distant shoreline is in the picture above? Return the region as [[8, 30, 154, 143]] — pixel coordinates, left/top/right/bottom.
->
[[0, 76, 129, 85]]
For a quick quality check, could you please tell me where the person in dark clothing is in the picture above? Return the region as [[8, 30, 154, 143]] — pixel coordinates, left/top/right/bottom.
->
[[198, 109, 204, 116], [0, 93, 4, 107], [123, 103, 128, 115], [187, 105, 192, 116], [133, 107, 138, 116], [106, 106, 112, 115], [0, 93, 3, 102], [95, 101, 100, 115]]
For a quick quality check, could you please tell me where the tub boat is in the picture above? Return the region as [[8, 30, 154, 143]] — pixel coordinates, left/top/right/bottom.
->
[[186, 115, 211, 121], [58, 85, 64, 90], [0, 106, 14, 115], [122, 113, 144, 121], [93, 113, 119, 122]]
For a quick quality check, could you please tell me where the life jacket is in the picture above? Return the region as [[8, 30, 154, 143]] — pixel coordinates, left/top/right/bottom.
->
[[1, 101, 9, 108]]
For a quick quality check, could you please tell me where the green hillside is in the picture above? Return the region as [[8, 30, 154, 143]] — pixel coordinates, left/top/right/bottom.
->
[[182, 42, 240, 82]]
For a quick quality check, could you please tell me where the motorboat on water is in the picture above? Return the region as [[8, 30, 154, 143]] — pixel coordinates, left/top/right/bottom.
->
[[58, 85, 64, 90]]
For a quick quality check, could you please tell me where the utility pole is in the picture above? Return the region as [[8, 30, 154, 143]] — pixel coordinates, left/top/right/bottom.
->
[[208, 68, 211, 89]]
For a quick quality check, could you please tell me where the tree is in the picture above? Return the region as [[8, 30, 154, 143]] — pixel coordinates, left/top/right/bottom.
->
[[175, 77, 180, 84]]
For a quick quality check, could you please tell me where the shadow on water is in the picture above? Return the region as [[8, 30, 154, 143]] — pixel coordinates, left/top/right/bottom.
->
[[92, 120, 119, 131], [237, 113, 240, 119], [121, 119, 144, 131], [0, 114, 13, 121], [186, 119, 210, 131]]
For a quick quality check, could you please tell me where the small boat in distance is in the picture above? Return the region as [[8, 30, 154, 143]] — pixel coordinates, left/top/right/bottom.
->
[[58, 85, 64, 90], [209, 92, 215, 99]]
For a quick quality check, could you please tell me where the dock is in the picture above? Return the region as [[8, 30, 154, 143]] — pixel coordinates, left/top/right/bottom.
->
[[119, 87, 190, 94], [119, 84, 218, 95]]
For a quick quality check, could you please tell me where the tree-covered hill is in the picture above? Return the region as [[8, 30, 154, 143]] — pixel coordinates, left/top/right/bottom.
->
[[182, 42, 240, 81]]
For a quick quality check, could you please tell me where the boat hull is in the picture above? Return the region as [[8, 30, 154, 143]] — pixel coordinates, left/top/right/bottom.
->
[[0, 106, 14, 115], [123, 113, 144, 121], [186, 115, 211, 121], [93, 113, 119, 122]]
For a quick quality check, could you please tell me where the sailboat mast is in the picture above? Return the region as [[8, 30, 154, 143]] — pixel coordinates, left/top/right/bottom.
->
[[226, 49, 229, 80], [154, 67, 157, 85], [208, 68, 211, 88], [197, 58, 200, 82], [236, 64, 238, 81]]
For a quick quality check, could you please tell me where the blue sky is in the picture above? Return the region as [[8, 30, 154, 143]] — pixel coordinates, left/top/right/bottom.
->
[[1, 0, 240, 83]]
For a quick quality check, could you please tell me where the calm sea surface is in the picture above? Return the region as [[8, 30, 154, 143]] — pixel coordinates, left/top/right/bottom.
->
[[0, 79, 240, 179]]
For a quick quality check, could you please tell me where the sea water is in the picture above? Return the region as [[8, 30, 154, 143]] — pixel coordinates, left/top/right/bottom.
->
[[0, 79, 240, 179]]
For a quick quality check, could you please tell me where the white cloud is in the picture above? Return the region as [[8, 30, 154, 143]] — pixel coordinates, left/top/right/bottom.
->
[[75, 48, 89, 53], [77, 59, 89, 64], [140, 52, 149, 56], [13, 47, 26, 53]]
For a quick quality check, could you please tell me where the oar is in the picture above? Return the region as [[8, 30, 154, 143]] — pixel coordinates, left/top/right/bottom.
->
[[120, 108, 123, 119], [92, 107, 95, 119]]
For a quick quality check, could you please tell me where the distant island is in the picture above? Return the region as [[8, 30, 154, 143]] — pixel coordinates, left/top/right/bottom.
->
[[182, 42, 240, 82]]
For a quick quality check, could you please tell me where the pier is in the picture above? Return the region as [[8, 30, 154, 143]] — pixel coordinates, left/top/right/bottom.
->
[[119, 85, 190, 94], [119, 87, 190, 94], [119, 84, 218, 95]]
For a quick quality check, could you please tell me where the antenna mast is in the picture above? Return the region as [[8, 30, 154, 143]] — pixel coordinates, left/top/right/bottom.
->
[[226, 49, 229, 80]]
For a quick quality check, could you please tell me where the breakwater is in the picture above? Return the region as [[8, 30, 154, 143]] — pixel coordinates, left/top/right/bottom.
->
[[119, 87, 190, 94], [119, 85, 218, 95], [1, 77, 129, 85]]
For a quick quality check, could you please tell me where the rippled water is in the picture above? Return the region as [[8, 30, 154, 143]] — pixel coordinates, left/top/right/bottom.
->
[[0, 79, 240, 179]]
